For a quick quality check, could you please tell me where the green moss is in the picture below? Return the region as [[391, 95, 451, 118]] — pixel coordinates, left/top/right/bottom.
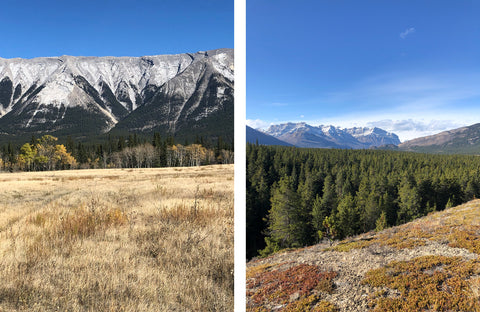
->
[[328, 201, 480, 254], [329, 239, 373, 252]]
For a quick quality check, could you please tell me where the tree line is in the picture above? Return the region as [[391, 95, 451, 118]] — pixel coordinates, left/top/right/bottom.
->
[[247, 144, 480, 259], [0, 133, 233, 171]]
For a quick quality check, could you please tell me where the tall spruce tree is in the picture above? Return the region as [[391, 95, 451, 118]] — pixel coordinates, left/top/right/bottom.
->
[[335, 194, 359, 238], [265, 175, 307, 249]]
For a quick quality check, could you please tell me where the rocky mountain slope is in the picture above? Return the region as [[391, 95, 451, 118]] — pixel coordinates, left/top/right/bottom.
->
[[262, 122, 400, 149], [399, 123, 480, 154], [0, 49, 233, 140], [247, 200, 480, 311]]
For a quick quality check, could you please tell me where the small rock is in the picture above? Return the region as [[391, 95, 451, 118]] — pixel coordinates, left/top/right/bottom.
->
[[289, 292, 300, 301]]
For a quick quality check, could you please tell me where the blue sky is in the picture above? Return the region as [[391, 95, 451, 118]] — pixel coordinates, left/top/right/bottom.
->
[[0, 0, 233, 58], [247, 1, 480, 141]]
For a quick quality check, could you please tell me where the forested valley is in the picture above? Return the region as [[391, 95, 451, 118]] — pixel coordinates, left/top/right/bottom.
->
[[0, 133, 233, 172], [247, 143, 480, 259]]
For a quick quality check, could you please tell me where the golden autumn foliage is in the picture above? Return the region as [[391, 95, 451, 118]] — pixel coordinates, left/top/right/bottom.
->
[[17, 135, 77, 171]]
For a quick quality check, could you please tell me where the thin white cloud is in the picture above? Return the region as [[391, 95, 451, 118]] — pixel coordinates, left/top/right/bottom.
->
[[400, 27, 415, 39], [366, 119, 467, 141], [246, 119, 271, 129]]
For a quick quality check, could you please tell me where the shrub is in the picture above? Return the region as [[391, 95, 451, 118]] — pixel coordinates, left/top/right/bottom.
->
[[362, 255, 480, 311], [247, 263, 337, 311]]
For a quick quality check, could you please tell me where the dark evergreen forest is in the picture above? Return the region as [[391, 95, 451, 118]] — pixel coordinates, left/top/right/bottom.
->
[[247, 143, 480, 259]]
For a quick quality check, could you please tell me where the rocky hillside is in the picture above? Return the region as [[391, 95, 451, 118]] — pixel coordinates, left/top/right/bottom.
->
[[398, 123, 480, 154], [247, 200, 480, 311]]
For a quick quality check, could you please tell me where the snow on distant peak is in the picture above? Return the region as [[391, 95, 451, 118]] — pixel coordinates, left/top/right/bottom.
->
[[264, 122, 401, 148], [0, 49, 234, 135], [266, 122, 308, 136], [347, 127, 374, 137], [321, 125, 338, 135]]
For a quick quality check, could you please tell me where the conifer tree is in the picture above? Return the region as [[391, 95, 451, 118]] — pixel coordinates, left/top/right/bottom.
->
[[312, 175, 336, 239], [311, 194, 325, 241], [266, 176, 306, 249], [398, 177, 421, 224], [335, 194, 358, 238], [375, 211, 387, 232]]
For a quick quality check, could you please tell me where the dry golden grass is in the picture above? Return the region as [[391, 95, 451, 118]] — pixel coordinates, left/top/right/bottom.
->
[[0, 165, 233, 311]]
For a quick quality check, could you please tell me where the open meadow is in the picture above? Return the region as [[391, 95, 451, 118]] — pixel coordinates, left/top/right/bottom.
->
[[0, 164, 233, 311]]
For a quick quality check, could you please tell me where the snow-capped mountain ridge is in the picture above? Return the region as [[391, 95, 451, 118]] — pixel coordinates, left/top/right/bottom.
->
[[0, 48, 234, 138], [263, 122, 400, 149], [0, 52, 205, 114], [265, 122, 308, 137]]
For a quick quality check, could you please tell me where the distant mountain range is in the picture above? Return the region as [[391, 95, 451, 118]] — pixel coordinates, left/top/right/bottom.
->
[[247, 121, 480, 154], [247, 122, 400, 149], [0, 48, 233, 142]]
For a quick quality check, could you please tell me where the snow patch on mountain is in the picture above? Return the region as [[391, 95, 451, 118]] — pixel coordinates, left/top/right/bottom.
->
[[35, 73, 75, 108], [211, 52, 234, 82]]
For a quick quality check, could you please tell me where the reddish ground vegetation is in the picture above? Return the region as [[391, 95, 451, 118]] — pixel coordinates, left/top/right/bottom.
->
[[246, 263, 338, 311]]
